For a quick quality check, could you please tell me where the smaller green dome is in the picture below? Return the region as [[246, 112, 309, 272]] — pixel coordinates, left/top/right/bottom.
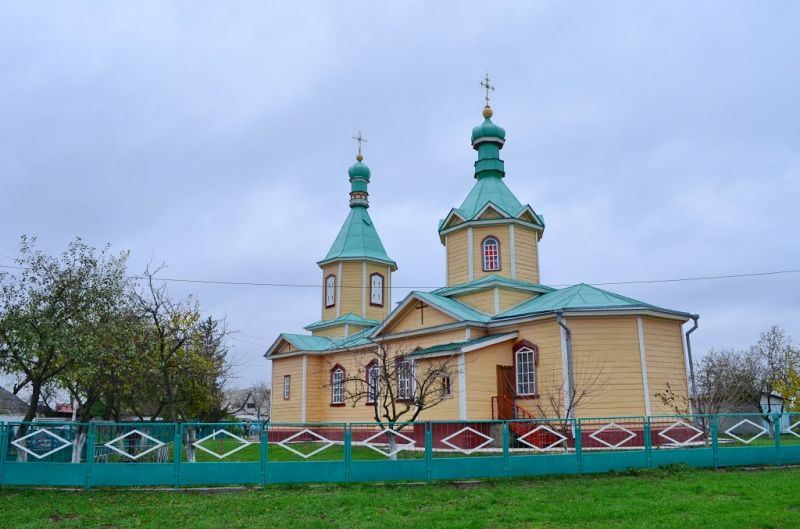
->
[[348, 161, 371, 180], [471, 117, 506, 143]]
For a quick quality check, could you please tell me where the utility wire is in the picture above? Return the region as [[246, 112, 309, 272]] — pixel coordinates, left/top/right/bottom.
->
[[1, 263, 798, 289]]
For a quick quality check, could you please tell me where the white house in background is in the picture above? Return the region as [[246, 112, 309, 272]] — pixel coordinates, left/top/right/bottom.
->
[[224, 388, 270, 422], [0, 386, 28, 422]]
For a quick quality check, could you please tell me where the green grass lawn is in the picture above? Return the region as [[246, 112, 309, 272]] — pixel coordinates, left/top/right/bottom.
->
[[1, 466, 799, 528]]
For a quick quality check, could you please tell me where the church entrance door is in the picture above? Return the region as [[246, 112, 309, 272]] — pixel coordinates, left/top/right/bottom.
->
[[496, 365, 515, 419]]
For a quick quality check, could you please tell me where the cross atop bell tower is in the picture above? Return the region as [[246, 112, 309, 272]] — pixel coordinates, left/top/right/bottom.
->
[[352, 130, 367, 161], [480, 73, 495, 107]]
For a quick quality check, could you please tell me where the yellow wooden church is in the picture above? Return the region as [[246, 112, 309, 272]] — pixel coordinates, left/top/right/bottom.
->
[[266, 99, 693, 424]]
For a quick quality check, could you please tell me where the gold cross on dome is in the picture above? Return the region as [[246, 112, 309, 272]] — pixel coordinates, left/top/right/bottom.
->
[[480, 73, 495, 106], [352, 131, 367, 157]]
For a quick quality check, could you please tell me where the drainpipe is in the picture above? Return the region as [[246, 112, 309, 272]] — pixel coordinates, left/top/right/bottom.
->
[[685, 314, 700, 408], [555, 311, 575, 418]]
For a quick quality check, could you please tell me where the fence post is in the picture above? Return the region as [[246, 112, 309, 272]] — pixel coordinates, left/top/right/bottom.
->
[[644, 417, 652, 469], [575, 419, 582, 476], [344, 425, 352, 483], [84, 423, 95, 490], [501, 421, 510, 478], [260, 423, 268, 488], [0, 424, 8, 487], [773, 413, 782, 466], [711, 415, 719, 469], [173, 423, 182, 489], [425, 422, 432, 481]]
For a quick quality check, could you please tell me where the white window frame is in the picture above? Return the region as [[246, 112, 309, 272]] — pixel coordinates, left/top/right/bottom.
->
[[370, 273, 384, 307], [441, 376, 452, 398], [397, 357, 413, 401], [367, 363, 380, 403], [515, 347, 536, 396], [325, 274, 336, 307], [331, 367, 345, 404], [482, 236, 500, 271], [283, 375, 291, 400]]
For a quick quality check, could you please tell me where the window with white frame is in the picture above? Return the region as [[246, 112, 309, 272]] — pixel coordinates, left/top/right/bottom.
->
[[283, 375, 291, 400], [515, 347, 536, 395], [367, 362, 380, 403], [441, 376, 452, 397], [331, 367, 345, 404], [482, 237, 500, 271], [325, 275, 336, 307], [397, 357, 412, 400], [370, 273, 384, 306]]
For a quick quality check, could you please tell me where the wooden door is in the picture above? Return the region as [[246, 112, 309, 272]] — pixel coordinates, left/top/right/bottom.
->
[[496, 365, 515, 419]]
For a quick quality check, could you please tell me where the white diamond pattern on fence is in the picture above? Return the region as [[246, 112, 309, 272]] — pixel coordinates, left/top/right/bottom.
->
[[11, 429, 72, 460], [362, 429, 416, 457], [785, 420, 800, 439], [277, 429, 335, 459], [658, 420, 704, 447], [724, 419, 767, 445], [440, 427, 494, 455], [193, 429, 253, 459], [588, 422, 637, 449], [517, 425, 568, 451], [104, 429, 166, 460]]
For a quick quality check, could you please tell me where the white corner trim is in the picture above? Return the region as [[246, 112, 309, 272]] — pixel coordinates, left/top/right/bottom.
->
[[386, 266, 392, 313], [534, 232, 541, 281], [559, 319, 570, 415], [509, 224, 516, 280], [458, 353, 467, 420], [467, 227, 474, 281], [336, 262, 343, 318], [301, 355, 308, 423], [493, 287, 500, 316], [465, 327, 472, 340], [362, 261, 367, 318], [445, 235, 449, 285], [637, 317, 652, 417], [344, 323, 350, 338]]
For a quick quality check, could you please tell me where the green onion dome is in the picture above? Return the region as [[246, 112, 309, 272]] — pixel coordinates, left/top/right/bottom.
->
[[471, 106, 506, 145]]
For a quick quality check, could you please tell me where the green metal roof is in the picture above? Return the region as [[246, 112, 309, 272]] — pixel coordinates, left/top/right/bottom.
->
[[304, 313, 381, 331], [330, 325, 377, 349], [497, 283, 691, 319], [279, 333, 334, 352], [433, 274, 554, 297], [318, 205, 397, 268], [409, 333, 514, 357], [458, 177, 524, 219], [412, 291, 492, 323]]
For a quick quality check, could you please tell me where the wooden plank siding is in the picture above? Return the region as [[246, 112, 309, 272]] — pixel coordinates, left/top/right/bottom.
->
[[464, 342, 514, 420], [446, 229, 469, 286], [453, 290, 496, 315], [270, 356, 305, 422], [642, 317, 690, 415], [498, 288, 537, 312], [568, 316, 647, 418], [514, 226, 540, 284], [383, 303, 457, 334]]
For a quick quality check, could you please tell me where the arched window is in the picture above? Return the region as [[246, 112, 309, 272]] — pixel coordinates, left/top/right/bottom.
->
[[367, 360, 380, 403], [325, 274, 336, 308], [331, 366, 345, 405], [482, 236, 500, 271], [370, 273, 384, 307], [515, 347, 536, 396]]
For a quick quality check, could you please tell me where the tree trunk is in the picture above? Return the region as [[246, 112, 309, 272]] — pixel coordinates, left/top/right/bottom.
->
[[71, 429, 87, 464]]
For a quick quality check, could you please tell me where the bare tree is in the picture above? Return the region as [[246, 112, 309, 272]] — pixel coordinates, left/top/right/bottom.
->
[[532, 359, 608, 447], [337, 343, 457, 458]]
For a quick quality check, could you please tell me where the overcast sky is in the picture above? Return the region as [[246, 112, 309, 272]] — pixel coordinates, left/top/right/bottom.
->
[[2, 2, 798, 388]]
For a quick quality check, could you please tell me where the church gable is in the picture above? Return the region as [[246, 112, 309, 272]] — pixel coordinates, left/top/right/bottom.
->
[[378, 297, 458, 334]]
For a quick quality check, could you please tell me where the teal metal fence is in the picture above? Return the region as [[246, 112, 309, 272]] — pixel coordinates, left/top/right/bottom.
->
[[1, 412, 798, 488]]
